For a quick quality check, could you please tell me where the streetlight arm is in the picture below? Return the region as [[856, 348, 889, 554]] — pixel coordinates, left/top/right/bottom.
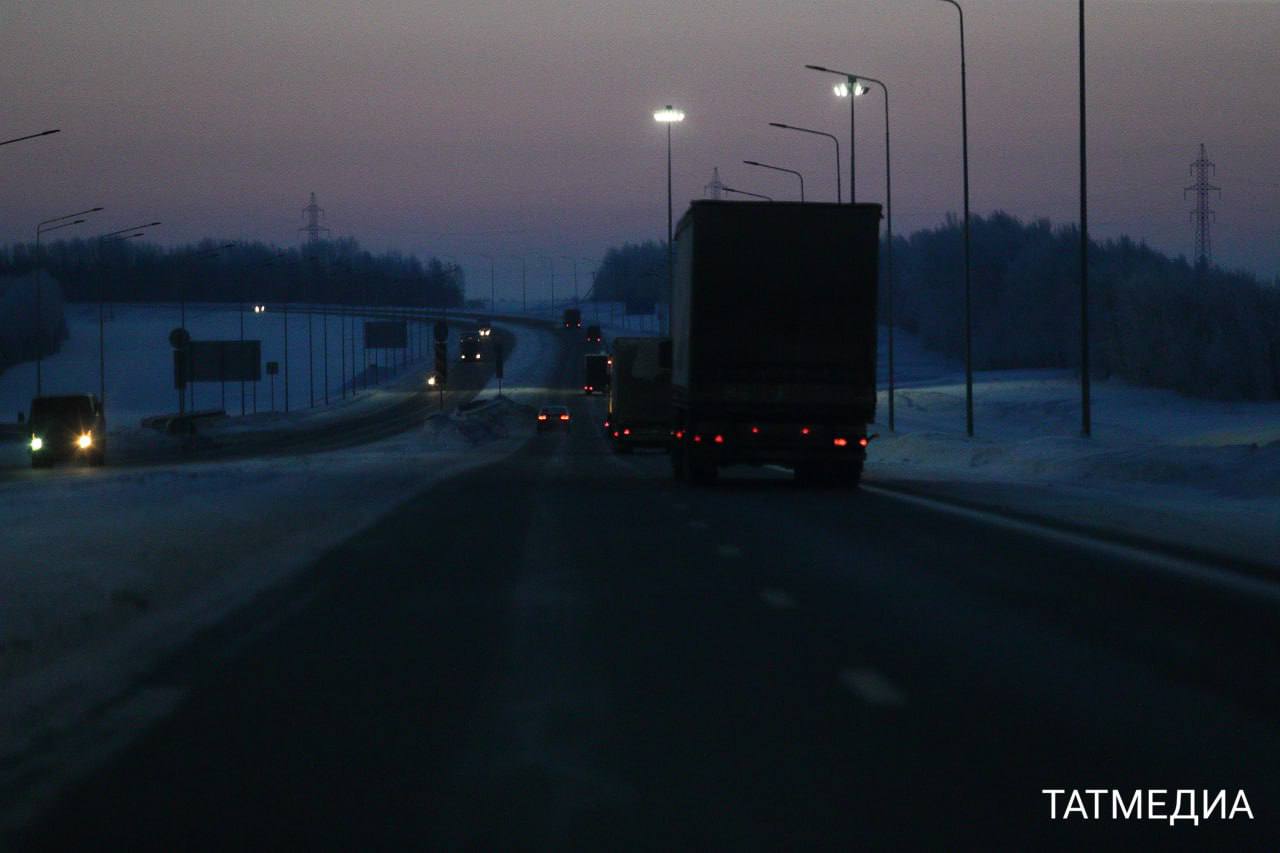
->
[[1, 129, 60, 147], [743, 160, 805, 201], [38, 207, 103, 233], [722, 187, 774, 202]]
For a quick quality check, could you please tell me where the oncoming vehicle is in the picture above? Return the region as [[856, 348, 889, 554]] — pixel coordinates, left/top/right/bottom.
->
[[459, 333, 482, 361], [477, 319, 493, 337], [585, 325, 603, 344], [536, 405, 571, 432], [29, 393, 106, 468], [562, 308, 582, 329]]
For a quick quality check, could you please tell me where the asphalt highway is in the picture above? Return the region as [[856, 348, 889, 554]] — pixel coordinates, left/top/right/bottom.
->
[[13, 330, 1280, 849]]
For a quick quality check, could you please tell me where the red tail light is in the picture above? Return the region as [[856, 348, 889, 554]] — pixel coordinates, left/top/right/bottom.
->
[[713, 434, 724, 444], [622, 428, 631, 436], [674, 430, 685, 440], [859, 437, 869, 447], [613, 431, 620, 438], [801, 427, 811, 436], [693, 435, 702, 443], [751, 426, 760, 435], [560, 414, 570, 421], [537, 414, 548, 421], [833, 437, 848, 447]]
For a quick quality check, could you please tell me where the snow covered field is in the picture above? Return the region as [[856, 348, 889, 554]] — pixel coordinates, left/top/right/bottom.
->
[[0, 302, 436, 433], [0, 319, 553, 797], [867, 330, 1280, 566]]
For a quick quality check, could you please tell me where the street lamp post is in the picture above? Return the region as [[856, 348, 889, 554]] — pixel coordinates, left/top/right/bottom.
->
[[561, 256, 579, 304], [1078, 0, 1091, 437], [97, 227, 155, 407], [507, 256, 527, 314], [769, 123, 841, 203], [722, 187, 773, 201], [654, 105, 685, 335], [743, 160, 805, 201], [935, 0, 975, 436], [35, 206, 102, 394], [806, 66, 863, 202]]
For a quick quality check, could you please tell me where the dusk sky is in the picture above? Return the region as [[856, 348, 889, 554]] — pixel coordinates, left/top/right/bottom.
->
[[5, 1, 1278, 299]]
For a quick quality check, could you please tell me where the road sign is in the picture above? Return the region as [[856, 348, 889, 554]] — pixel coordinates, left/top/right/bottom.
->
[[434, 320, 448, 342], [265, 361, 279, 376], [174, 340, 262, 386]]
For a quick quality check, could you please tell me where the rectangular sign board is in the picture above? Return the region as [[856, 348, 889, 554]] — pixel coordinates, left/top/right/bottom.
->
[[365, 320, 408, 349], [175, 340, 262, 386]]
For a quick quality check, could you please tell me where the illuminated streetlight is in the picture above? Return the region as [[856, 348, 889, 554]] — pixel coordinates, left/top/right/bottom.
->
[[654, 104, 684, 334]]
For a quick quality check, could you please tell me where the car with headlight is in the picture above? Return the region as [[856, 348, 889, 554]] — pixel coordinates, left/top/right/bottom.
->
[[477, 318, 493, 337], [28, 393, 106, 467], [459, 333, 482, 361], [536, 405, 571, 432]]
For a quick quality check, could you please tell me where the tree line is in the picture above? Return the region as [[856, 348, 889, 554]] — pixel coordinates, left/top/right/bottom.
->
[[0, 236, 465, 310], [589, 213, 1280, 401]]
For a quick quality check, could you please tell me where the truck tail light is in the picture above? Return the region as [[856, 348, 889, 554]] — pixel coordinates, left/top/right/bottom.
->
[[833, 437, 848, 447], [537, 414, 548, 421], [859, 437, 869, 447], [560, 414, 571, 421]]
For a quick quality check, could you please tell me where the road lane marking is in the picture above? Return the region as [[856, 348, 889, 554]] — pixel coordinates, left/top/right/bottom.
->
[[759, 588, 797, 610], [840, 668, 907, 707], [861, 483, 1280, 604], [717, 544, 742, 558]]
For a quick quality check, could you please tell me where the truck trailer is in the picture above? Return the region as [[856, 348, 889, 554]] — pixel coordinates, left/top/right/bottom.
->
[[669, 200, 882, 484], [583, 353, 610, 395], [607, 337, 671, 453]]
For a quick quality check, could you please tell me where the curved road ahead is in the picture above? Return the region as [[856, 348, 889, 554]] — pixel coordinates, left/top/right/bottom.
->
[[13, 328, 1279, 849]]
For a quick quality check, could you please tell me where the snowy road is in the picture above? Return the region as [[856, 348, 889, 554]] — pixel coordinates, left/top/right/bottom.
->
[[8, 324, 1279, 848]]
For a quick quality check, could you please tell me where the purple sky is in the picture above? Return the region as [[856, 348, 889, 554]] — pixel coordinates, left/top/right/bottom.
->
[[5, 1, 1278, 299]]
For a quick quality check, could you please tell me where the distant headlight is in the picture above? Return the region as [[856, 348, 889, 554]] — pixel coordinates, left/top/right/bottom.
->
[[427, 375, 437, 386], [30, 436, 43, 451], [78, 433, 93, 449]]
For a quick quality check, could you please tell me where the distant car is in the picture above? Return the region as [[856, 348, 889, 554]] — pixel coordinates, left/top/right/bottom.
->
[[536, 405, 571, 432], [477, 319, 493, 337], [562, 308, 582, 329], [585, 325, 603, 344], [459, 333, 482, 361], [29, 393, 106, 468]]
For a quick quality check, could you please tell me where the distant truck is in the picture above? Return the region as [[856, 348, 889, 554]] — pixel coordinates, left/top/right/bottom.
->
[[459, 333, 482, 361], [669, 200, 882, 484], [562, 307, 582, 329], [607, 337, 670, 453], [583, 353, 610, 395]]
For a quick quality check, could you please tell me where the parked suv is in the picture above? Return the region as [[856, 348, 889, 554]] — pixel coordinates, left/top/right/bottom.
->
[[29, 393, 106, 467]]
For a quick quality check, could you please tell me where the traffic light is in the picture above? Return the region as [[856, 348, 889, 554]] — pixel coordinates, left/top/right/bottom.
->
[[434, 340, 448, 386]]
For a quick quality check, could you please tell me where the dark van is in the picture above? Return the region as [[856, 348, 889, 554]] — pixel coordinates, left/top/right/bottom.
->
[[29, 394, 106, 467]]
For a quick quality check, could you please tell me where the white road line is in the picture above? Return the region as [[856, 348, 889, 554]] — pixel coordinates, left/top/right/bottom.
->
[[717, 544, 742, 558], [840, 668, 907, 707], [688, 520, 709, 530], [861, 483, 1280, 603], [759, 588, 797, 610]]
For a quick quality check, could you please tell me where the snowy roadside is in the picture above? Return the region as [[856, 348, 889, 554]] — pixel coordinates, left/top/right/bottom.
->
[[867, 330, 1280, 568], [0, 323, 557, 789]]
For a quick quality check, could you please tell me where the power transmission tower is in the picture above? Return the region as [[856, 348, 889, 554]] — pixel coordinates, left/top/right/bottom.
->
[[704, 167, 724, 199], [300, 191, 330, 243], [1183, 143, 1220, 267]]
